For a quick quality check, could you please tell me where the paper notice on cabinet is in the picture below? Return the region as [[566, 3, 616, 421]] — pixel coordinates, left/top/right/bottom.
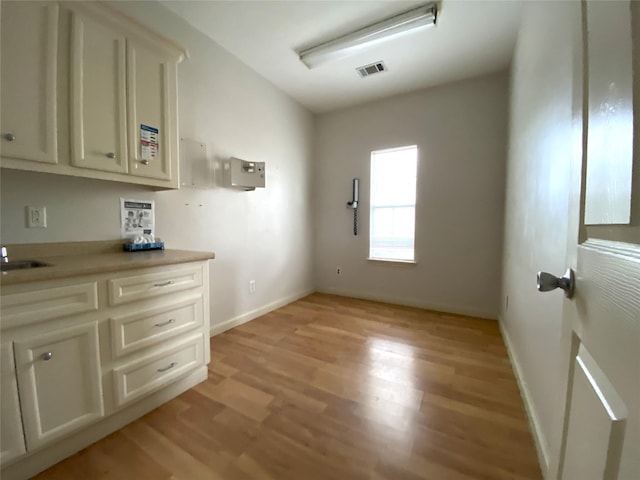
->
[[121, 198, 155, 239], [140, 124, 159, 162]]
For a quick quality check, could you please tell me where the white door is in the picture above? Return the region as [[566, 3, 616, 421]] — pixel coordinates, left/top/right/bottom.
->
[[0, 343, 26, 463], [14, 322, 104, 451], [547, 1, 640, 479], [69, 7, 128, 173], [126, 37, 176, 181], [0, 1, 58, 164]]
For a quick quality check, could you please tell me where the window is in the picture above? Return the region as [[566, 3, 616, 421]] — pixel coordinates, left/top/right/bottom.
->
[[369, 145, 418, 262]]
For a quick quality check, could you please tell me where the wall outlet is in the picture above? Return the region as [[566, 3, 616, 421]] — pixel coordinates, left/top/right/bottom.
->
[[249, 280, 256, 294], [26, 206, 47, 228], [336, 267, 342, 275]]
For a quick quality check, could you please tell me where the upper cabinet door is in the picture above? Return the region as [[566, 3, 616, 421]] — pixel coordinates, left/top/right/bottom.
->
[[0, 1, 58, 164], [127, 39, 177, 181], [70, 9, 128, 173]]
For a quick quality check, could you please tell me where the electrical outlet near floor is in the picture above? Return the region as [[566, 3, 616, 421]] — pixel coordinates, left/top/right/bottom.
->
[[249, 280, 256, 294], [26, 206, 47, 228], [336, 267, 342, 275]]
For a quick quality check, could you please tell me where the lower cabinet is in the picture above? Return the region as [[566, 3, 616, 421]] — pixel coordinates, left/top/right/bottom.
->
[[14, 322, 104, 451], [0, 344, 26, 464], [0, 260, 210, 478]]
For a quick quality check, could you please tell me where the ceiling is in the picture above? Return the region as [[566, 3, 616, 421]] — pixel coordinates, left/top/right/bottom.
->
[[161, 1, 523, 114]]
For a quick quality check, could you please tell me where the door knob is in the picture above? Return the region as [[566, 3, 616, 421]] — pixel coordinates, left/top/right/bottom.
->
[[4, 133, 16, 141], [537, 268, 575, 298]]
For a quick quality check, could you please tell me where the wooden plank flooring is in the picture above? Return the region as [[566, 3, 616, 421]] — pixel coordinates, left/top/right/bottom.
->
[[34, 293, 542, 479]]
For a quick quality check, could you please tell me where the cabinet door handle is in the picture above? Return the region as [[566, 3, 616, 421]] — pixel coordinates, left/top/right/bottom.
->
[[154, 318, 176, 328], [141, 159, 150, 165], [4, 133, 16, 142], [105, 152, 116, 159], [157, 362, 177, 373], [41, 352, 53, 361], [153, 280, 173, 287]]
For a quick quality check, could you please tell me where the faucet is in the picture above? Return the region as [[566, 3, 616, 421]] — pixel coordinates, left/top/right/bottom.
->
[[1, 246, 8, 263]]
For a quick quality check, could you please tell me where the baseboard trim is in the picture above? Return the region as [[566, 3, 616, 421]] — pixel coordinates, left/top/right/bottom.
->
[[210, 288, 315, 336], [317, 287, 497, 320], [498, 317, 549, 477]]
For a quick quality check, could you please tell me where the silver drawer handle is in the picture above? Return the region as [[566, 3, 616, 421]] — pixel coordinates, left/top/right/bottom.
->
[[4, 133, 16, 142], [153, 280, 173, 287], [154, 318, 176, 328], [157, 362, 177, 373], [106, 152, 116, 159], [141, 159, 150, 165], [41, 352, 53, 361]]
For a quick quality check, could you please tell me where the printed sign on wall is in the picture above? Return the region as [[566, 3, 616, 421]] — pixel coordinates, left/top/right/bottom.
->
[[121, 198, 155, 239], [140, 124, 159, 162]]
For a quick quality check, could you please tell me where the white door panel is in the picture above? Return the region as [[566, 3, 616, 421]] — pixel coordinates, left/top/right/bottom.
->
[[127, 39, 175, 181], [0, 1, 58, 164], [583, 0, 634, 225], [0, 343, 26, 463], [561, 342, 629, 480], [70, 9, 128, 173], [14, 322, 104, 450], [548, 1, 640, 478]]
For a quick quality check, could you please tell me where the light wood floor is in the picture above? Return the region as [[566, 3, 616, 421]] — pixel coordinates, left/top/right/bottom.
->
[[34, 293, 541, 480]]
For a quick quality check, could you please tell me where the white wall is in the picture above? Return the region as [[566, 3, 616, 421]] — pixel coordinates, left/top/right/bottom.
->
[[500, 2, 578, 474], [313, 72, 509, 319], [0, 1, 315, 332]]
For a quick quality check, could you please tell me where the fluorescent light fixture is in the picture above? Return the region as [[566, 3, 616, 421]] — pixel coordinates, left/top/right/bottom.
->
[[298, 3, 438, 69]]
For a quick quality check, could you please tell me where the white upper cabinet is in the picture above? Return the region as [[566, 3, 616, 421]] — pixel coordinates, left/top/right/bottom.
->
[[70, 8, 128, 174], [0, 1, 186, 189], [0, 1, 58, 165], [68, 2, 185, 182], [127, 38, 177, 181]]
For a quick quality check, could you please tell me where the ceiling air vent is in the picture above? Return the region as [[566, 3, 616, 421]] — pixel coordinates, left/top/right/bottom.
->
[[357, 61, 387, 78]]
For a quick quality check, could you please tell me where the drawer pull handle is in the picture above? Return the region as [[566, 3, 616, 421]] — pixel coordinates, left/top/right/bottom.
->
[[154, 318, 176, 328], [154, 280, 173, 287], [157, 362, 177, 373], [4, 133, 16, 142], [41, 352, 53, 361]]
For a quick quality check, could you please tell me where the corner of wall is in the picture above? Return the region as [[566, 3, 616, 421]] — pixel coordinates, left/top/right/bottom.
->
[[210, 288, 315, 337], [498, 315, 549, 477]]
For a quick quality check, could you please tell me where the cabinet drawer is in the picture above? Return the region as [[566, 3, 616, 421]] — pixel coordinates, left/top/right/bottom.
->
[[108, 263, 203, 306], [113, 333, 203, 407], [110, 294, 203, 358], [1, 282, 98, 329]]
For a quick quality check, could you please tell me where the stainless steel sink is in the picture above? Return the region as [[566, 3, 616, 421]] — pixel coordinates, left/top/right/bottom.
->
[[1, 260, 51, 272]]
